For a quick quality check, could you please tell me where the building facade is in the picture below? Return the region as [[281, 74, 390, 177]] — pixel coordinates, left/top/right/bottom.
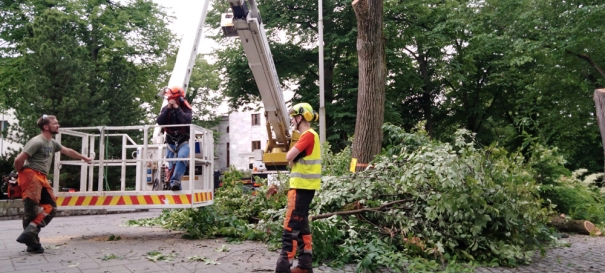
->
[[214, 111, 268, 171], [0, 109, 21, 159]]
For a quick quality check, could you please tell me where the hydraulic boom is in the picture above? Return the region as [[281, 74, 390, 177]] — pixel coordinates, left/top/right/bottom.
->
[[221, 0, 294, 171]]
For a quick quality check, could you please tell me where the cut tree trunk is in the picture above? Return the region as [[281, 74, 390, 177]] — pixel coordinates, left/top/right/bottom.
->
[[593, 88, 605, 184], [549, 216, 602, 236], [351, 0, 386, 172]]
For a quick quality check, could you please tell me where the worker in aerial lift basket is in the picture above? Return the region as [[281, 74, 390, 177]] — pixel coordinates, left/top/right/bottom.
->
[[156, 86, 193, 191], [275, 103, 321, 273], [13, 114, 93, 253]]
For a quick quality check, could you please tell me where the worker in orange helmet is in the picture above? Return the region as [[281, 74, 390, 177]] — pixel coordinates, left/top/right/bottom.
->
[[156, 86, 193, 191], [275, 103, 321, 273]]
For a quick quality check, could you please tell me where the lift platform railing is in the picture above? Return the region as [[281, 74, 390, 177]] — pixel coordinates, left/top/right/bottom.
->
[[51, 124, 214, 210]]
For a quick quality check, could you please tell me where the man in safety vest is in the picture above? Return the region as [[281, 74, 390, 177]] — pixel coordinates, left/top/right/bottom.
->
[[275, 103, 321, 273], [156, 86, 193, 191]]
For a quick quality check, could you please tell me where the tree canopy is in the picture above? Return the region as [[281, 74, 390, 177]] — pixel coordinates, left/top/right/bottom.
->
[[207, 0, 605, 172], [0, 0, 176, 145]]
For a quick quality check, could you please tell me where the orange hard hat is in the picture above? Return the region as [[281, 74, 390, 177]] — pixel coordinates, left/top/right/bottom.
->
[[165, 86, 185, 100]]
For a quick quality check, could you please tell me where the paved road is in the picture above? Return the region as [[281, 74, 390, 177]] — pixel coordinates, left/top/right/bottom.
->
[[0, 210, 603, 272]]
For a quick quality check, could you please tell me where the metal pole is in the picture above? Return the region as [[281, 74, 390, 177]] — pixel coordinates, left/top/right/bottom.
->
[[318, 0, 326, 144], [1, 112, 4, 157]]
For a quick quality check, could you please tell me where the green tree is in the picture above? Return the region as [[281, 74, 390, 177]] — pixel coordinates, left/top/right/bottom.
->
[[187, 55, 224, 129], [208, 0, 360, 150], [0, 0, 176, 188], [435, 0, 605, 172], [208, 0, 605, 175], [0, 0, 175, 142]]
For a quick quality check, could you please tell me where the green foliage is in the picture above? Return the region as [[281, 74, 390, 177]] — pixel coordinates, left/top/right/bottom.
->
[[526, 144, 571, 185], [146, 250, 178, 262], [100, 253, 123, 261], [321, 141, 352, 177], [131, 125, 559, 272], [187, 255, 221, 265], [107, 234, 121, 241], [311, 124, 554, 269], [129, 166, 286, 243], [205, 0, 605, 174], [0, 0, 177, 188], [540, 169, 605, 224], [206, 0, 359, 151]]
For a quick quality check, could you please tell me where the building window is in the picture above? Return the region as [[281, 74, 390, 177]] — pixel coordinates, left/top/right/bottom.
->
[[252, 140, 261, 151], [251, 113, 260, 126], [0, 121, 7, 132], [226, 126, 229, 133], [226, 142, 230, 167]]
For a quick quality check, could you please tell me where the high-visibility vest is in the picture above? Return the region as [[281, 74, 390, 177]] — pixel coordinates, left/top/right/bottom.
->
[[290, 129, 321, 190]]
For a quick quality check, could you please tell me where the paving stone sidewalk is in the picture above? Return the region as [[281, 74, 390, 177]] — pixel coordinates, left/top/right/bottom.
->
[[0, 210, 603, 273]]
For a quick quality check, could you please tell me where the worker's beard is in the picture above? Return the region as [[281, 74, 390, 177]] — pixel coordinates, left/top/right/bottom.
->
[[49, 128, 59, 135]]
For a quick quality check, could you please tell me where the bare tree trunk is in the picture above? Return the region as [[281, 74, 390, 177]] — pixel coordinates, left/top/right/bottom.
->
[[593, 89, 605, 183], [351, 0, 386, 171]]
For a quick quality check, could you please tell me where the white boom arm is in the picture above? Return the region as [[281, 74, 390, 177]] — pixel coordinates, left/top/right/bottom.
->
[[153, 0, 212, 144], [223, 0, 291, 149]]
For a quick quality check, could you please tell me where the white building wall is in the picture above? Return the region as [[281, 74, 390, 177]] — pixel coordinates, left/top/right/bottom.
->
[[0, 109, 21, 159], [213, 111, 268, 171], [214, 116, 229, 171]]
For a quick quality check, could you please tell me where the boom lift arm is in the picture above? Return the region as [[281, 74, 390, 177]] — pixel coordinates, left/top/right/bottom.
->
[[152, 0, 212, 144], [221, 0, 294, 170]]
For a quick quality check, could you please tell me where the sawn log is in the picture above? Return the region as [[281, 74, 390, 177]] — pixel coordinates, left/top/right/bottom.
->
[[549, 216, 602, 236]]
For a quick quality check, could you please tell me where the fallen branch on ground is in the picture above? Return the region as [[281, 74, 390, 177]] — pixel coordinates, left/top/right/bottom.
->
[[310, 198, 413, 220]]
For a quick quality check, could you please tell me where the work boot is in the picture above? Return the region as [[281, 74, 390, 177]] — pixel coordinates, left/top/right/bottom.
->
[[27, 231, 44, 253], [275, 256, 292, 273], [26, 244, 44, 254], [16, 225, 39, 246], [170, 181, 181, 191], [291, 267, 313, 273]]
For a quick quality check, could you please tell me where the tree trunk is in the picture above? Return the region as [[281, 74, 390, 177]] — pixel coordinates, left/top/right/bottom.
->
[[549, 216, 601, 236], [593, 89, 605, 183], [351, 0, 386, 171], [416, 52, 434, 138]]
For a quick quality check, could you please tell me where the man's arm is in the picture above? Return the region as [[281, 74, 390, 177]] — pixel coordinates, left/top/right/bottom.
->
[[175, 106, 193, 124], [286, 147, 301, 168], [156, 106, 170, 125], [286, 147, 302, 162], [60, 147, 93, 164], [14, 152, 30, 172], [286, 132, 313, 167]]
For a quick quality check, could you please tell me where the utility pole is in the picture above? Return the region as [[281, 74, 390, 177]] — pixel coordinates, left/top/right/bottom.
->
[[318, 0, 326, 144]]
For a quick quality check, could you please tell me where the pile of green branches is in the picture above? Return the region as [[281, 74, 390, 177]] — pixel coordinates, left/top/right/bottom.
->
[[130, 124, 560, 272]]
